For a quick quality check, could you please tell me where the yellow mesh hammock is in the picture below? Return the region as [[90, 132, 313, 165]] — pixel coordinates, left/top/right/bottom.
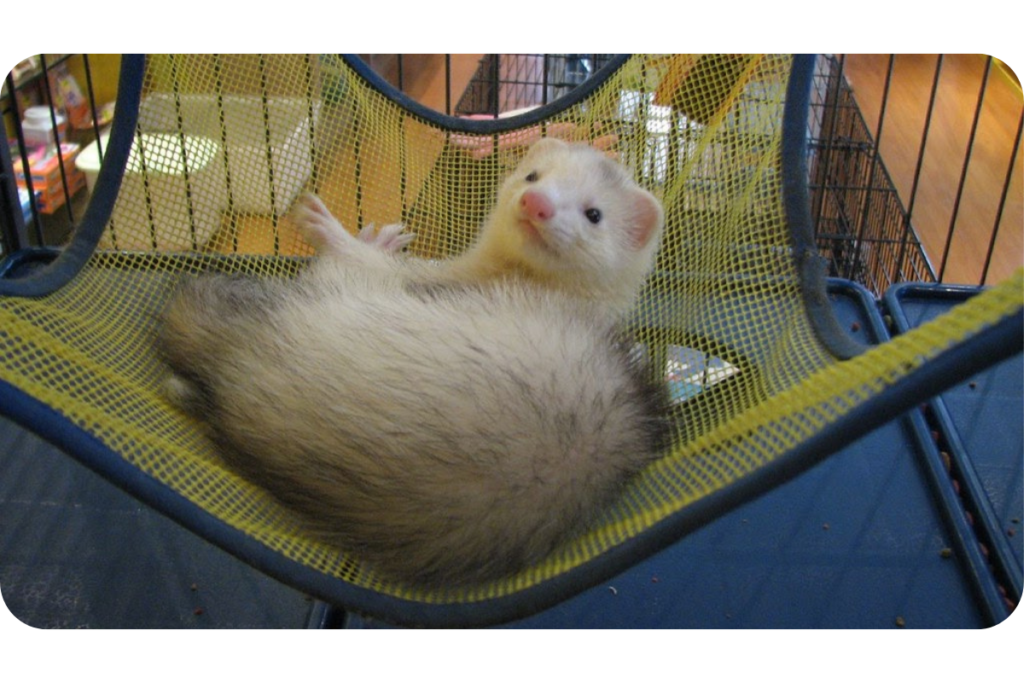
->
[[1, 54, 1021, 626]]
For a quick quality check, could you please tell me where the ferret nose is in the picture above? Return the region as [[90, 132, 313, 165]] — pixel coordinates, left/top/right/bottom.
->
[[520, 191, 555, 222]]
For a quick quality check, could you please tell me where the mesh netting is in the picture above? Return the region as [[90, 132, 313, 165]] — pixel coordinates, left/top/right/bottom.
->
[[1, 54, 1021, 618]]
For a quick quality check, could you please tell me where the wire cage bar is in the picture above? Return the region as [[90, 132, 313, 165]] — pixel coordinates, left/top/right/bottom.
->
[[807, 55, 937, 293], [455, 54, 617, 116]]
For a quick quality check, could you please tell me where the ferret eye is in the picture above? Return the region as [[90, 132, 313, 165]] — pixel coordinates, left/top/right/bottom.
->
[[525, 171, 539, 182], [584, 208, 602, 224]]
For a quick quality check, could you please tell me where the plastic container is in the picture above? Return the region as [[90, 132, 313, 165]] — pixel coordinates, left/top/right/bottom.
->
[[76, 132, 224, 251], [21, 106, 66, 157], [137, 94, 319, 216], [75, 133, 111, 193]]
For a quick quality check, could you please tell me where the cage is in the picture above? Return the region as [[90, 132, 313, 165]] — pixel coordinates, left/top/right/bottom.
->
[[808, 55, 937, 292], [455, 54, 618, 116], [0, 54, 1021, 627]]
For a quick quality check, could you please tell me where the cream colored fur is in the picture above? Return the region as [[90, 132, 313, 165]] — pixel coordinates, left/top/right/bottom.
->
[[158, 139, 669, 587]]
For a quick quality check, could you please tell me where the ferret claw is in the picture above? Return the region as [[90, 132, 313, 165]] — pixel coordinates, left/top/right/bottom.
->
[[293, 193, 347, 251], [375, 223, 417, 253], [357, 223, 377, 242], [356, 222, 416, 253]]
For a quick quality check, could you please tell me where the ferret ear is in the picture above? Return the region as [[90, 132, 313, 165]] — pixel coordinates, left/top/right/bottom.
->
[[627, 189, 665, 250]]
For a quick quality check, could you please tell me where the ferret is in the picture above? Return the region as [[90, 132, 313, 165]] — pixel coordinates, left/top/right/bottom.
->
[[293, 137, 664, 321], [157, 138, 670, 588]]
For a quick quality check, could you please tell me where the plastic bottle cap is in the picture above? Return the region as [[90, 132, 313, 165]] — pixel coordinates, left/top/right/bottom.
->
[[23, 106, 64, 128]]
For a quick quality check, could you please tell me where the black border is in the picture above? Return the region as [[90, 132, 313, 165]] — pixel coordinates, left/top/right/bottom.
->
[[782, 54, 867, 361]]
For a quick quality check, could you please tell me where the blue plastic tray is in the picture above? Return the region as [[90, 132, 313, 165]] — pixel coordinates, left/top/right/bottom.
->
[[885, 283, 1022, 614]]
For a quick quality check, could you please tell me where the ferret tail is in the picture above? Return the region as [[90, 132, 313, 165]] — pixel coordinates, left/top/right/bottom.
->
[[157, 273, 277, 413]]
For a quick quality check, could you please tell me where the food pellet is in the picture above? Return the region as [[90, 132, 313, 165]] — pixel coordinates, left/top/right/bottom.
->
[[895, 616, 906, 628], [940, 548, 953, 559]]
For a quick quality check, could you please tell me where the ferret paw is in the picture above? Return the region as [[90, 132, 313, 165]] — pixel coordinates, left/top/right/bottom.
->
[[357, 222, 416, 253], [293, 193, 415, 256], [292, 192, 350, 254]]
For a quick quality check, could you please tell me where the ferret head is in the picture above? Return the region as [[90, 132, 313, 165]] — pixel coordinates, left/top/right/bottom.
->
[[486, 138, 664, 312]]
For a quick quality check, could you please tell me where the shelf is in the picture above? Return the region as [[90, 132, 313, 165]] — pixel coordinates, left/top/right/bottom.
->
[[0, 52, 76, 113]]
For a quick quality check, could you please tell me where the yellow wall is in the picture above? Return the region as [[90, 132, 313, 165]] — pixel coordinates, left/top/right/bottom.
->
[[72, 54, 122, 106]]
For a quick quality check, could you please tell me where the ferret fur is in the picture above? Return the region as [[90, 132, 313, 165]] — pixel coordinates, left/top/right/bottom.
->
[[293, 137, 664, 321], [157, 138, 670, 588]]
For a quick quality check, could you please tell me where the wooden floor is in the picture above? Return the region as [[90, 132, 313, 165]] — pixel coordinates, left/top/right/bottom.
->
[[841, 54, 1023, 286]]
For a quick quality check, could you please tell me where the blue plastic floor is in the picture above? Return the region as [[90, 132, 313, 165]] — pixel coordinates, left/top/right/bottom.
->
[[2, 281, 1020, 628], [884, 284, 1023, 613], [0, 418, 315, 628]]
